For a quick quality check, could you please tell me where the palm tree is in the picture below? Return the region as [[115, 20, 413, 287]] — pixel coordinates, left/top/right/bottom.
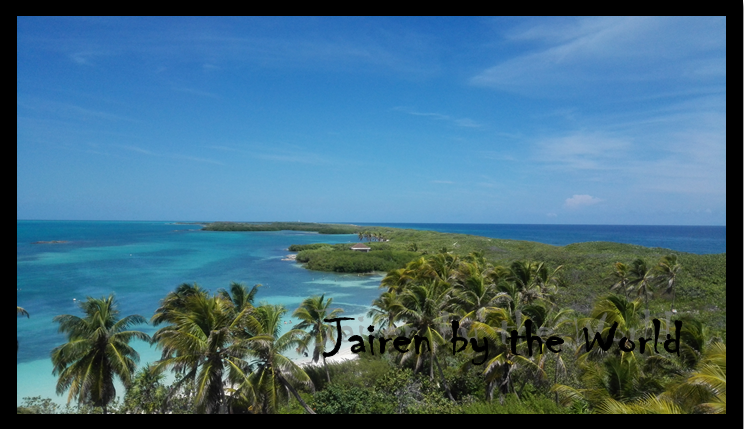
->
[[676, 315, 720, 368], [590, 294, 644, 341], [151, 290, 259, 414], [396, 280, 452, 381], [628, 259, 657, 316], [17, 306, 29, 353], [292, 294, 344, 383], [599, 342, 727, 414], [51, 295, 151, 414], [218, 282, 261, 314], [151, 282, 208, 327], [609, 262, 631, 299], [656, 254, 682, 312], [367, 290, 404, 334], [451, 259, 510, 325], [381, 266, 418, 293], [237, 304, 316, 414], [507, 261, 562, 307], [671, 342, 726, 414], [551, 354, 663, 410], [469, 307, 543, 402]]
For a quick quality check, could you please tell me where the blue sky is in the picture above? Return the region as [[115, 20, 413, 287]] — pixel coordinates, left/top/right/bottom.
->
[[17, 17, 726, 225]]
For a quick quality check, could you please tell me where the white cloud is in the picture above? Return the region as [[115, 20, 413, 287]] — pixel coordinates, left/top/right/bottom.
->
[[564, 194, 602, 208]]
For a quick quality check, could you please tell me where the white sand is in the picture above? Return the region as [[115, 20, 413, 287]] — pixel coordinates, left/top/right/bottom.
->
[[294, 346, 359, 367]]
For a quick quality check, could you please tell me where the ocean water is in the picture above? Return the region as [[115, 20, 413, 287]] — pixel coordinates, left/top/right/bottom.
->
[[353, 223, 726, 255], [16, 221, 725, 405], [16, 221, 380, 406]]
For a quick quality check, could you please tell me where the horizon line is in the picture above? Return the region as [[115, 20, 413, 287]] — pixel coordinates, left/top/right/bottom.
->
[[16, 219, 727, 227]]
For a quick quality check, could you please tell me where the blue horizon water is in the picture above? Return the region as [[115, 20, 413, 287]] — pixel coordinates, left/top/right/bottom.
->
[[17, 220, 725, 405], [349, 222, 726, 255]]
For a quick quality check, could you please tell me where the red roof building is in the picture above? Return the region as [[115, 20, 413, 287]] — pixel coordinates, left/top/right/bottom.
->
[[350, 243, 371, 252]]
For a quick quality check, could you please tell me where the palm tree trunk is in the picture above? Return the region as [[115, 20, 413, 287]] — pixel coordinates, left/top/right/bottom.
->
[[277, 374, 316, 414], [323, 356, 331, 383], [554, 358, 559, 405], [433, 356, 455, 402], [486, 380, 496, 402], [430, 350, 434, 381]]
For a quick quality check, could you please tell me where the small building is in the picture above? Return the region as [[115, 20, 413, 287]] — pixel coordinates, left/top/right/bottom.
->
[[350, 243, 371, 252]]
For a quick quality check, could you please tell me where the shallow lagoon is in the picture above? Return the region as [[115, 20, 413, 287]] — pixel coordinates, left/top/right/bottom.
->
[[17, 221, 380, 405]]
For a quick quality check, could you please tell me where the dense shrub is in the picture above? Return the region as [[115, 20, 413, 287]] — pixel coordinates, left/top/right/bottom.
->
[[296, 249, 420, 273]]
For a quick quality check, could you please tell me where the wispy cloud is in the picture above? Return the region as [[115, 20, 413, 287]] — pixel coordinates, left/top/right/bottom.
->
[[535, 133, 630, 171], [22, 18, 439, 76], [117, 145, 224, 165], [564, 194, 602, 208], [207, 144, 332, 165], [394, 107, 483, 128], [171, 87, 220, 99], [17, 98, 138, 123], [480, 151, 516, 162], [69, 50, 114, 66], [472, 17, 725, 95]]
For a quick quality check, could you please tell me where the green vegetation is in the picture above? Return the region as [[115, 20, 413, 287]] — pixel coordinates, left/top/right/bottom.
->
[[296, 247, 420, 273], [50, 295, 151, 414], [23, 223, 725, 414], [279, 226, 725, 333], [203, 222, 359, 234], [293, 295, 345, 383]]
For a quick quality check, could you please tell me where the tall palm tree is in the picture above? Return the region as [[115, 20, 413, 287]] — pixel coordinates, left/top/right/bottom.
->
[[396, 280, 453, 381], [51, 295, 150, 414], [470, 306, 543, 402], [17, 306, 29, 353], [151, 290, 258, 414], [237, 304, 316, 414], [292, 294, 344, 383], [656, 254, 682, 312]]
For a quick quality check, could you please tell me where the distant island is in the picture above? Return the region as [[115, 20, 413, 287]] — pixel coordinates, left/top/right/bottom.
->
[[31, 240, 69, 244], [202, 221, 360, 234]]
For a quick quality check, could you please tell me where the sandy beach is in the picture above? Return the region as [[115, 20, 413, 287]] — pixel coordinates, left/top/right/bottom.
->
[[294, 347, 359, 367]]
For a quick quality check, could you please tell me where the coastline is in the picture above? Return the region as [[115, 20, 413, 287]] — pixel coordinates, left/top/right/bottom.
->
[[17, 221, 726, 408]]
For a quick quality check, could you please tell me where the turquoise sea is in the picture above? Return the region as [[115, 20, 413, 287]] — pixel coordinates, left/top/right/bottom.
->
[[16, 221, 726, 405]]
